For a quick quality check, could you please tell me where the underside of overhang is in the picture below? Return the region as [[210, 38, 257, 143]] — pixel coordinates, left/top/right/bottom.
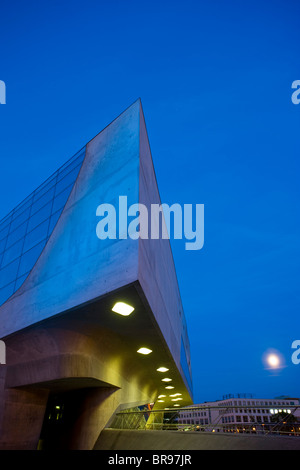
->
[[4, 281, 193, 409]]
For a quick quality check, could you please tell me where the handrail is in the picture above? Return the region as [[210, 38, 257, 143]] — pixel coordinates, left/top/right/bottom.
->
[[110, 405, 300, 436]]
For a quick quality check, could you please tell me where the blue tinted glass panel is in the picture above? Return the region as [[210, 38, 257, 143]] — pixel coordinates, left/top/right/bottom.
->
[[33, 176, 56, 202], [48, 210, 62, 236], [0, 214, 12, 233], [1, 239, 23, 267], [12, 195, 33, 220], [0, 145, 85, 305], [6, 221, 27, 248], [31, 186, 55, 215], [27, 202, 52, 232], [18, 240, 47, 278], [23, 220, 48, 253], [0, 259, 19, 289], [14, 272, 30, 291], [10, 207, 31, 232], [52, 185, 73, 214], [57, 156, 83, 180], [0, 282, 15, 305], [55, 165, 81, 196], [58, 150, 85, 179], [0, 223, 10, 241], [0, 238, 7, 254]]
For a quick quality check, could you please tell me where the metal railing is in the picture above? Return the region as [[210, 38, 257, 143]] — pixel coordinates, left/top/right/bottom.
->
[[109, 405, 300, 437]]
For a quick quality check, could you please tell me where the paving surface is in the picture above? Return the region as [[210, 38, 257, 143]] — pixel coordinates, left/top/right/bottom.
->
[[94, 429, 300, 450]]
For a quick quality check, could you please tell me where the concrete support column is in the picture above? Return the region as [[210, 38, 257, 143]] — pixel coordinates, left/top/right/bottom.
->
[[0, 385, 49, 450], [66, 387, 119, 450]]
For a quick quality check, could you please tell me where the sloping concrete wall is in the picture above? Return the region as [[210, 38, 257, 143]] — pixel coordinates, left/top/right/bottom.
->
[[0, 101, 140, 338], [138, 105, 192, 397]]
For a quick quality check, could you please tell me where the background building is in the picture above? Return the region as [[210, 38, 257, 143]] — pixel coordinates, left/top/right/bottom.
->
[[178, 394, 300, 434]]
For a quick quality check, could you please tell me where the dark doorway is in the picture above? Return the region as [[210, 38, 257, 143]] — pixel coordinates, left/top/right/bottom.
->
[[38, 390, 82, 450]]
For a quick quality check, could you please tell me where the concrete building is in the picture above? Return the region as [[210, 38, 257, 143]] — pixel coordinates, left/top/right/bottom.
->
[[178, 395, 300, 434], [0, 99, 193, 449]]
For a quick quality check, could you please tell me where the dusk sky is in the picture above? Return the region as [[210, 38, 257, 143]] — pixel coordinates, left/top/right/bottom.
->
[[0, 0, 299, 403]]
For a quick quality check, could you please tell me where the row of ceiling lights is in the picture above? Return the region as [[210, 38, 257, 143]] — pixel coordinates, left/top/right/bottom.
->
[[112, 301, 183, 407]]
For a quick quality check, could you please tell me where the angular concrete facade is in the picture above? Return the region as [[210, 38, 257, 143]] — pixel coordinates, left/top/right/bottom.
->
[[0, 100, 193, 449]]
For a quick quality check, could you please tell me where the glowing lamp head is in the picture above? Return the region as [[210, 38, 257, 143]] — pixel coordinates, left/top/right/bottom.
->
[[137, 347, 152, 355], [157, 367, 169, 373], [112, 302, 134, 316]]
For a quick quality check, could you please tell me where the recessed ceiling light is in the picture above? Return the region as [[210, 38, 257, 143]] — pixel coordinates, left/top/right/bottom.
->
[[157, 400, 164, 403], [157, 367, 169, 373], [161, 378, 172, 382], [137, 347, 152, 355], [112, 302, 134, 316], [158, 395, 166, 398], [171, 397, 183, 401], [165, 386, 174, 389], [173, 404, 180, 407], [170, 393, 182, 397]]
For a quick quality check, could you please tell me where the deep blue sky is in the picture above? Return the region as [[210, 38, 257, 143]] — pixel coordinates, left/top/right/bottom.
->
[[0, 0, 299, 403]]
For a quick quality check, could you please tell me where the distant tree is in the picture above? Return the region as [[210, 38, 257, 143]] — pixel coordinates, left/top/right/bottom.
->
[[270, 412, 298, 435]]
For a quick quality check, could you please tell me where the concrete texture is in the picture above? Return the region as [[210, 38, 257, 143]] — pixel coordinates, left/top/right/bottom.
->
[[0, 101, 141, 338], [138, 109, 192, 396], [0, 100, 193, 449], [95, 429, 300, 451], [0, 387, 49, 450]]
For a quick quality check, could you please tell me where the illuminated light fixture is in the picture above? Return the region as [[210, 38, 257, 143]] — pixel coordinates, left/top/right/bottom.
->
[[170, 393, 182, 397], [157, 400, 164, 403], [173, 404, 180, 407], [137, 347, 152, 355], [165, 386, 174, 389], [112, 302, 134, 316], [157, 367, 169, 373], [158, 395, 166, 398], [171, 397, 183, 401], [161, 378, 172, 382]]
